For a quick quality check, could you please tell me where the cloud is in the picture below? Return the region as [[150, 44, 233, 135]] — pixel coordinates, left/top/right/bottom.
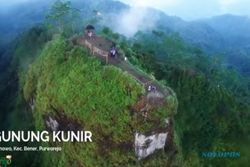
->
[[218, 0, 250, 15], [123, 0, 180, 8], [119, 0, 250, 20], [113, 6, 159, 37]]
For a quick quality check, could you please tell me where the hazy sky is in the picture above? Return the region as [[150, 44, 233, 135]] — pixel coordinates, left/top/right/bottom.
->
[[0, 0, 29, 6], [119, 0, 250, 20], [0, 0, 249, 20]]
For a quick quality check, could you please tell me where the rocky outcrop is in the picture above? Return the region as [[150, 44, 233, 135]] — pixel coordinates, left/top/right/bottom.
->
[[44, 111, 83, 132], [135, 132, 168, 160], [45, 116, 59, 131], [135, 118, 171, 160], [28, 97, 36, 111]]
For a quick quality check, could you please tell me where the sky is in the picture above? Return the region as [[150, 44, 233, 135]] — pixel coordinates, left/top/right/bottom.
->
[[0, 0, 29, 6], [1, 0, 248, 37], [119, 0, 250, 20], [0, 0, 249, 20]]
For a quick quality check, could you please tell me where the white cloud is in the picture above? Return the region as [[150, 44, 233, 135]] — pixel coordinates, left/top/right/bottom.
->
[[113, 6, 159, 37], [218, 0, 250, 16], [219, 0, 237, 6], [120, 0, 250, 20], [116, 0, 250, 37], [123, 0, 180, 8]]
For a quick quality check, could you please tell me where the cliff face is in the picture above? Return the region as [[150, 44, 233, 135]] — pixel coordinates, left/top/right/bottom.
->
[[23, 36, 179, 166]]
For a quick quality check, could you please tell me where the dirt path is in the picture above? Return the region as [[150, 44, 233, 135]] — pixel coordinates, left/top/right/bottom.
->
[[76, 37, 171, 97]]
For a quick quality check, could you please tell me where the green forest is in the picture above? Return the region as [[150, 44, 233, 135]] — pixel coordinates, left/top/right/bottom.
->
[[0, 0, 249, 167]]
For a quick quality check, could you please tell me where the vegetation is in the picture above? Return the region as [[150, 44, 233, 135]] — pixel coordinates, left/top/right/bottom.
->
[[0, 26, 51, 166], [46, 0, 81, 36], [21, 36, 177, 166], [6, 22, 248, 167], [118, 30, 250, 167]]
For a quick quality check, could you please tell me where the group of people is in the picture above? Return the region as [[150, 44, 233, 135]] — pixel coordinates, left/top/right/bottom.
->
[[148, 85, 157, 92]]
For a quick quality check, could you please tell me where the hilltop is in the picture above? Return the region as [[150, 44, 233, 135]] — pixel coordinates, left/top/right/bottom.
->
[[22, 35, 179, 166]]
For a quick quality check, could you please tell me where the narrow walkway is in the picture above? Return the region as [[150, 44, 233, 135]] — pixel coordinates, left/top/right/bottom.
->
[[76, 37, 171, 97]]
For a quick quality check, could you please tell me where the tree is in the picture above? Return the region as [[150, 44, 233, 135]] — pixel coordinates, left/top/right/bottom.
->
[[102, 27, 111, 35], [46, 0, 80, 34]]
